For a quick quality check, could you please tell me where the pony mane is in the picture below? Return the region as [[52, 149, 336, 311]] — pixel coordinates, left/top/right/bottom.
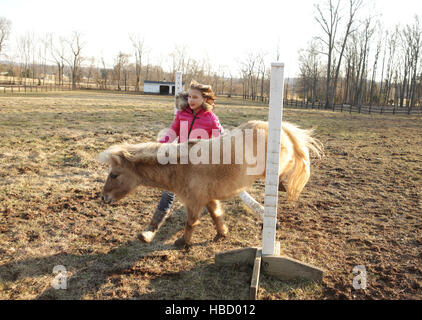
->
[[98, 142, 162, 166], [98, 140, 205, 167]]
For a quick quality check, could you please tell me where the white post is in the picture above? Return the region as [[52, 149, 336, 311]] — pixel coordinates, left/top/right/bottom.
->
[[262, 63, 285, 256], [174, 71, 183, 115]]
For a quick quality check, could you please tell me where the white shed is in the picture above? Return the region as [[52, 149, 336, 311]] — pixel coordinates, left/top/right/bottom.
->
[[143, 80, 184, 95]]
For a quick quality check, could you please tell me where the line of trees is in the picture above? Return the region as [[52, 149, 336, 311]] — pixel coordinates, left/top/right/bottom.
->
[[2, 1, 421, 108], [0, 17, 261, 97], [298, 0, 422, 108]]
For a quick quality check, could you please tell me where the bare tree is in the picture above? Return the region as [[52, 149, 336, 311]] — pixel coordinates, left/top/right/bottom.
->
[[0, 17, 11, 58], [130, 34, 146, 92], [399, 26, 412, 107], [378, 30, 388, 105], [64, 32, 84, 89], [144, 51, 151, 82], [169, 44, 189, 80], [240, 52, 264, 100], [16, 33, 33, 85], [299, 40, 322, 105], [329, 0, 363, 108], [100, 56, 109, 89], [38, 33, 50, 85], [369, 23, 383, 106], [315, 0, 341, 108], [113, 52, 130, 91], [344, 34, 357, 104], [255, 53, 267, 101], [384, 27, 399, 105], [355, 17, 376, 107], [85, 57, 96, 88], [405, 16, 422, 107], [50, 35, 66, 85]]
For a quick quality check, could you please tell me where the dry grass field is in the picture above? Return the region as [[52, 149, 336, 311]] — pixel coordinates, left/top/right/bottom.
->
[[0, 90, 421, 300]]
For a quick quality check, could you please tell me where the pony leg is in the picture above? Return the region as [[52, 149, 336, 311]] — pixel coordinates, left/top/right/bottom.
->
[[174, 204, 202, 248], [278, 180, 287, 192], [206, 200, 228, 241]]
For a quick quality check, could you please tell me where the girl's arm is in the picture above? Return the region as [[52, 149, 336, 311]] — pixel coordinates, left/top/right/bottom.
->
[[159, 112, 181, 143], [210, 113, 224, 138]]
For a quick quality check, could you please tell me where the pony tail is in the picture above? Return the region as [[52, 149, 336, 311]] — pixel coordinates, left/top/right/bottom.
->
[[281, 123, 323, 201]]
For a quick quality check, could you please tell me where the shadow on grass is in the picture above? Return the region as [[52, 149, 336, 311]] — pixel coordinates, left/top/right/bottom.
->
[[0, 225, 328, 300], [0, 237, 217, 299], [0, 206, 237, 300], [0, 199, 325, 300]]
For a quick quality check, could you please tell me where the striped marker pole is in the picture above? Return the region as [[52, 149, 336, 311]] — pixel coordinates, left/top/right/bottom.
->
[[239, 191, 264, 219], [216, 63, 323, 299], [262, 63, 285, 256], [174, 71, 183, 115]]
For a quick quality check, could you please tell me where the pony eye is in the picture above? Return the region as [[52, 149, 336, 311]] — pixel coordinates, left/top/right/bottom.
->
[[110, 173, 118, 179]]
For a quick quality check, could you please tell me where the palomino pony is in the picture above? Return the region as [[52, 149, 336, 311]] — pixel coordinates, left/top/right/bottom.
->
[[99, 120, 322, 248]]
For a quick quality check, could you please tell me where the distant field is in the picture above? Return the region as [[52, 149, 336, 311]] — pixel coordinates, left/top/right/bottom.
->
[[0, 91, 421, 299]]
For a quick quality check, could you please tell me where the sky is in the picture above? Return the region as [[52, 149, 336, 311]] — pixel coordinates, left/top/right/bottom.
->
[[1, 0, 422, 77]]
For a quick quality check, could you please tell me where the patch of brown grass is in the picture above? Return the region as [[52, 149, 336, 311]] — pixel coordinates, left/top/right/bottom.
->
[[0, 91, 421, 300]]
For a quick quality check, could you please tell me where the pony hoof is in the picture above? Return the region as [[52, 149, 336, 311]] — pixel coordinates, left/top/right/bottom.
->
[[213, 234, 227, 242], [174, 237, 188, 249], [138, 231, 155, 243], [174, 238, 192, 251]]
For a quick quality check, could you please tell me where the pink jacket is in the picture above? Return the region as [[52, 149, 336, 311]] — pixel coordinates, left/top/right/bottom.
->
[[159, 106, 224, 143]]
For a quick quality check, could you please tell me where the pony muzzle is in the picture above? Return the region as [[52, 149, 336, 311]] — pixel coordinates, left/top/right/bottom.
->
[[101, 194, 114, 204]]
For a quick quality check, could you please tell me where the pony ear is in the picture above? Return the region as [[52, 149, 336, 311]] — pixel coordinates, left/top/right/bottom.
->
[[110, 154, 122, 166], [98, 148, 124, 166], [176, 92, 189, 110]]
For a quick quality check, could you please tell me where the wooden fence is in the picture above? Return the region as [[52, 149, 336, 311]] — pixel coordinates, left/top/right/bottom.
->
[[0, 84, 73, 93], [2, 84, 421, 116], [239, 95, 422, 116], [284, 99, 422, 116]]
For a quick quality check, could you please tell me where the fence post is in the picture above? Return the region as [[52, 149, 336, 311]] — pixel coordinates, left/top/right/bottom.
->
[[174, 71, 183, 116]]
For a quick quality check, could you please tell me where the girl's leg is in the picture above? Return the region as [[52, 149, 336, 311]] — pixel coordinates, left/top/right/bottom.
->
[[138, 191, 175, 243], [157, 190, 175, 212]]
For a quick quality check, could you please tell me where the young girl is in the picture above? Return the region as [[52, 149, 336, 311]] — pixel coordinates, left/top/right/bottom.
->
[[138, 80, 224, 243]]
